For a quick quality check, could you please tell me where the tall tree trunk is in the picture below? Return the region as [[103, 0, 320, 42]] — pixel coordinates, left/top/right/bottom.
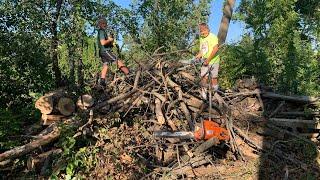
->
[[68, 45, 75, 84], [50, 0, 64, 87], [217, 0, 236, 45], [77, 38, 84, 88]]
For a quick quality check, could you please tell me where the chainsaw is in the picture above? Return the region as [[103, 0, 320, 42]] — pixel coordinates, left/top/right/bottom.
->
[[179, 58, 204, 65], [153, 120, 229, 141]]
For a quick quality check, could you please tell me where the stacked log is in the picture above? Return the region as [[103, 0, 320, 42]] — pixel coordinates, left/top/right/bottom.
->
[[35, 90, 76, 125], [76, 94, 94, 110]]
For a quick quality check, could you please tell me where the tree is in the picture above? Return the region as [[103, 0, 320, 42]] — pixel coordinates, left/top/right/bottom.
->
[[218, 0, 236, 44], [234, 0, 320, 95], [117, 0, 212, 56]]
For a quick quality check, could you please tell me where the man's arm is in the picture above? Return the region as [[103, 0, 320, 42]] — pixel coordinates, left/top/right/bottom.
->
[[195, 52, 203, 60], [204, 44, 218, 66], [100, 37, 114, 46], [99, 30, 114, 46]]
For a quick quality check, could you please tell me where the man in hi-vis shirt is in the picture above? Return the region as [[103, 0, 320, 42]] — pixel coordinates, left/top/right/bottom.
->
[[195, 23, 220, 99]]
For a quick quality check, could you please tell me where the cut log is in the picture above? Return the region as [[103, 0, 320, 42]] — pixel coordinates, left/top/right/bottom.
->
[[76, 94, 94, 110], [172, 155, 213, 175], [35, 96, 54, 115], [35, 90, 67, 114], [185, 96, 203, 109], [177, 165, 226, 177], [0, 126, 60, 162], [269, 118, 320, 130], [262, 92, 319, 105], [57, 97, 75, 116], [178, 71, 195, 82], [194, 137, 219, 156], [27, 149, 62, 171], [41, 114, 65, 125], [278, 111, 320, 117], [236, 78, 258, 90]]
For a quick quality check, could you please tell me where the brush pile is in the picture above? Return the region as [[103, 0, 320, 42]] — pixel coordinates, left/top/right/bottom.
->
[[1, 58, 319, 179]]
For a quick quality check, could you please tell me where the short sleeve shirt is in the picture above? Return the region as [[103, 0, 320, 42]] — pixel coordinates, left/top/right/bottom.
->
[[97, 29, 111, 52], [200, 33, 220, 64]]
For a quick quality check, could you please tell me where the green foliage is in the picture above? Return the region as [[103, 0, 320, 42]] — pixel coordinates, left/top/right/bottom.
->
[[0, 109, 22, 149], [219, 35, 256, 88], [0, 0, 57, 152], [0, 32, 54, 109], [118, 0, 212, 61], [224, 0, 320, 95], [54, 138, 99, 179]]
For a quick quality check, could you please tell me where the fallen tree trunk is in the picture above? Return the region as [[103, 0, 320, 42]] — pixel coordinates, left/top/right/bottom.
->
[[0, 126, 60, 162], [27, 149, 62, 171]]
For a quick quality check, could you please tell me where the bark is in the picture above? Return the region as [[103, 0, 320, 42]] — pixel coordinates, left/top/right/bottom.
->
[[278, 111, 319, 117], [67, 44, 75, 84], [268, 118, 320, 130], [262, 92, 319, 105], [27, 149, 62, 171], [41, 114, 65, 125], [0, 126, 60, 162], [77, 39, 84, 88]]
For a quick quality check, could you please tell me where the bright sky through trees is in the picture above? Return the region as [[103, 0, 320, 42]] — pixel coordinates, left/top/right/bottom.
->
[[112, 0, 244, 43]]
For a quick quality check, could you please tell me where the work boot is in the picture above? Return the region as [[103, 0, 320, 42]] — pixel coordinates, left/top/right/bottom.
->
[[100, 78, 106, 87]]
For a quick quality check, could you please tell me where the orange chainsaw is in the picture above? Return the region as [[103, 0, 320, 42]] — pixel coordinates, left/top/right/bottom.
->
[[153, 120, 229, 141]]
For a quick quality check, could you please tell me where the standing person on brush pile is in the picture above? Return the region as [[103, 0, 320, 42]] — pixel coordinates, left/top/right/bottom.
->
[[195, 23, 220, 99], [96, 17, 129, 87]]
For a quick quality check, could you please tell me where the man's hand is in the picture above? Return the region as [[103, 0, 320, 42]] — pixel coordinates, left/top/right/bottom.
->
[[203, 58, 210, 66], [195, 53, 202, 60], [107, 36, 114, 42]]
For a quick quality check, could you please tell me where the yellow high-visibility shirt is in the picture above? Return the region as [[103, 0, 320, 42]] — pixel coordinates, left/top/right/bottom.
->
[[200, 33, 220, 64]]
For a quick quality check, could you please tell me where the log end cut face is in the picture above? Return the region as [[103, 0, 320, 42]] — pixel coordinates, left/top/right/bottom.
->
[[35, 96, 54, 114], [76, 94, 94, 110], [57, 97, 75, 116]]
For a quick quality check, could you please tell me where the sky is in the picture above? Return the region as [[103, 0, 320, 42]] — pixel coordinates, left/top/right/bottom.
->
[[209, 0, 245, 43], [112, 0, 245, 44]]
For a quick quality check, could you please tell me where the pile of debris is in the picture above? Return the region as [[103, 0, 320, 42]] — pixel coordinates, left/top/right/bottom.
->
[[0, 58, 319, 179]]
